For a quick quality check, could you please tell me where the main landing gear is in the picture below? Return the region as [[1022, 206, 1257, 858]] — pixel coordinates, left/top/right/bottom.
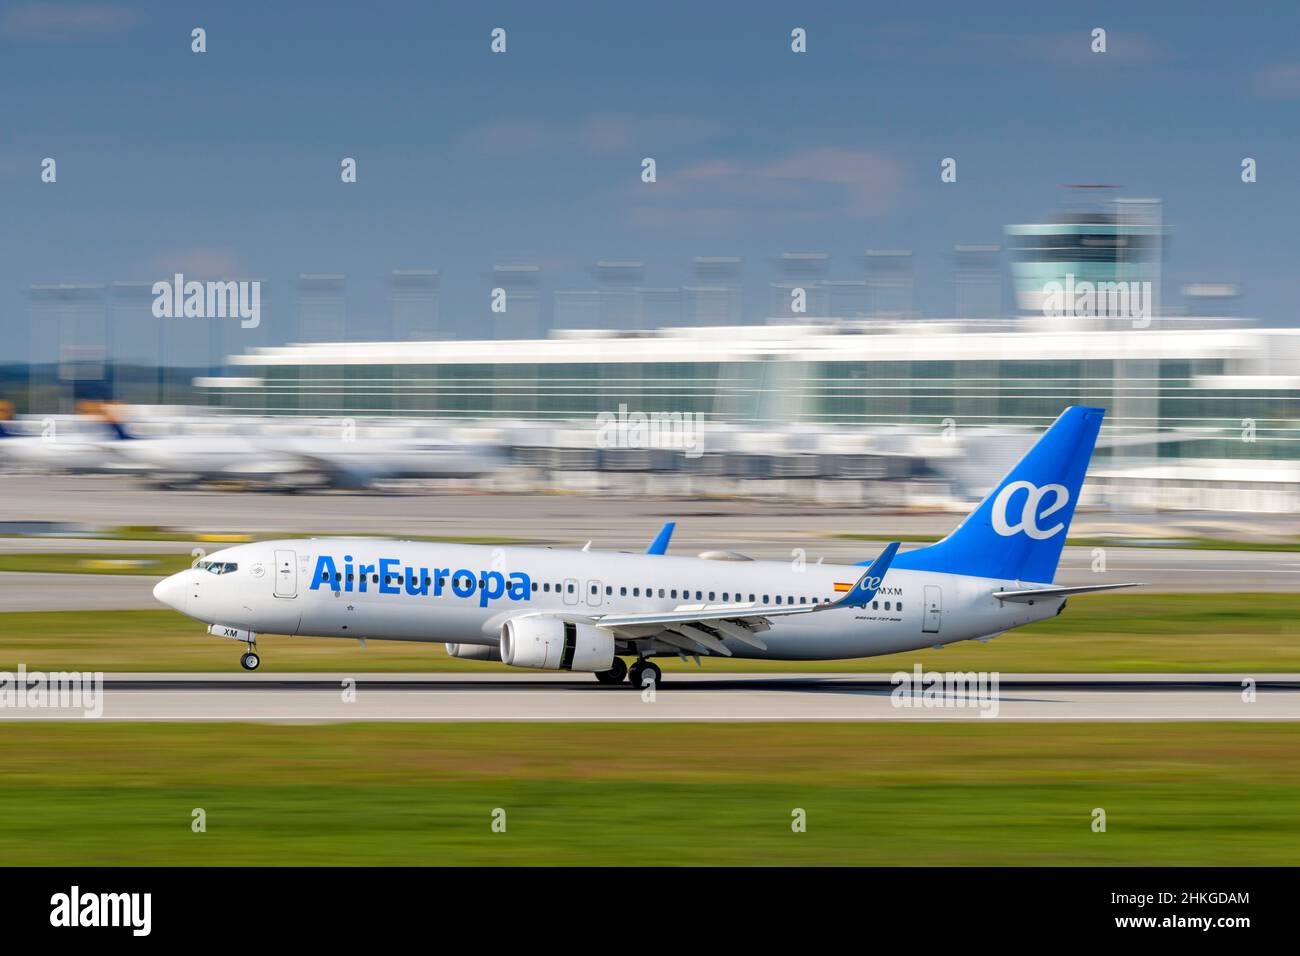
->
[[627, 659, 662, 688], [594, 657, 627, 685], [240, 643, 261, 671], [595, 657, 662, 687]]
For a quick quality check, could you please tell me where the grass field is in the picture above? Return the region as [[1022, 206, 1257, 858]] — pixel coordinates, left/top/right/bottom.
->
[[0, 722, 1296, 865], [0, 592, 1295, 673], [0, 553, 192, 575]]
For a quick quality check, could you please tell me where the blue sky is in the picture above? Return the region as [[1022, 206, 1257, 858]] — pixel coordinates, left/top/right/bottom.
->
[[2, 0, 1298, 358]]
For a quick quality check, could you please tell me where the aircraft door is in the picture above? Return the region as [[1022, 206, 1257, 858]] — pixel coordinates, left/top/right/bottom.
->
[[586, 579, 603, 608], [922, 585, 941, 633], [562, 577, 579, 606], [274, 549, 298, 598]]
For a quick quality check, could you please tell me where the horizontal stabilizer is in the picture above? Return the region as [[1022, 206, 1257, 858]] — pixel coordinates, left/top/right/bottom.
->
[[991, 582, 1144, 603]]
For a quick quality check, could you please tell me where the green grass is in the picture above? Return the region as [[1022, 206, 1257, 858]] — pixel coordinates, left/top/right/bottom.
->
[[0, 592, 1295, 673], [1, 722, 1297, 864], [0, 553, 194, 575]]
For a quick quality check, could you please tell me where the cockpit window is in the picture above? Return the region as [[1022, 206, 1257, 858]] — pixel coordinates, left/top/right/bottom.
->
[[197, 561, 238, 575]]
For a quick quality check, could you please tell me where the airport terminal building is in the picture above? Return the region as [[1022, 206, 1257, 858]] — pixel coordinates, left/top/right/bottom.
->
[[198, 317, 1300, 513]]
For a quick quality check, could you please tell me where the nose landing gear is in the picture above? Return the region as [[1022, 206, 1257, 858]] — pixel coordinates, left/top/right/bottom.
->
[[239, 643, 261, 671]]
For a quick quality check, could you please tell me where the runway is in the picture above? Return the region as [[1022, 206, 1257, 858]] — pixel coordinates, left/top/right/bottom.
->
[[3, 672, 1298, 722], [0, 571, 160, 611]]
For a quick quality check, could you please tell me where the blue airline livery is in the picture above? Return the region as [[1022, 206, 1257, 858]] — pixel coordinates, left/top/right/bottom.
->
[[154, 407, 1142, 685], [307, 555, 531, 607]]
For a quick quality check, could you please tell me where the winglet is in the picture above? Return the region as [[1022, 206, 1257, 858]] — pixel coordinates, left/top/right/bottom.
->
[[646, 521, 676, 555], [837, 541, 900, 607], [103, 419, 134, 441]]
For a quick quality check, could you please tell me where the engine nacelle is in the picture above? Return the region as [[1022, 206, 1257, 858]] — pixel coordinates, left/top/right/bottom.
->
[[499, 616, 614, 672], [445, 642, 502, 662]]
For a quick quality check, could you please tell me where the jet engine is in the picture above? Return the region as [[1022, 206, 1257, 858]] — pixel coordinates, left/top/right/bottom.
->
[[499, 616, 615, 672]]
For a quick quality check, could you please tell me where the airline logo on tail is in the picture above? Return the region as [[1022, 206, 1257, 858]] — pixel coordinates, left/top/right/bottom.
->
[[991, 480, 1069, 540]]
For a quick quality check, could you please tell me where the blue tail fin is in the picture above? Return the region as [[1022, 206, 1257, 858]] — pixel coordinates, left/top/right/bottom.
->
[[646, 521, 675, 555], [886, 406, 1104, 583]]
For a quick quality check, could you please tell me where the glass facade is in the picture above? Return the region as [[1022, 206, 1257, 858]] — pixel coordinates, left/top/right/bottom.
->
[[205, 336, 1299, 463]]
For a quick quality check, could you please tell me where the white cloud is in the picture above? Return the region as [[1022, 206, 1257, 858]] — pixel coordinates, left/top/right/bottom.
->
[[1, 3, 138, 41], [463, 113, 722, 157], [1251, 62, 1300, 100], [637, 146, 904, 226]]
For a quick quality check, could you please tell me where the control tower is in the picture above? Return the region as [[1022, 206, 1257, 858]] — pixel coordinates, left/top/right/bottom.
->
[[1006, 187, 1163, 329]]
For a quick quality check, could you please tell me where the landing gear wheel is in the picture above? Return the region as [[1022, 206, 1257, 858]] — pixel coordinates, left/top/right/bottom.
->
[[628, 660, 661, 688], [240, 651, 261, 671], [595, 657, 628, 685]]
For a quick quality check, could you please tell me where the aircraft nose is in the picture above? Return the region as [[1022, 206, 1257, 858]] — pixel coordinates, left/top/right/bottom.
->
[[153, 572, 188, 611]]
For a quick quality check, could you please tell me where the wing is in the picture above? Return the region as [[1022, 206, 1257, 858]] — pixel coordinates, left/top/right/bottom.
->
[[590, 542, 900, 657]]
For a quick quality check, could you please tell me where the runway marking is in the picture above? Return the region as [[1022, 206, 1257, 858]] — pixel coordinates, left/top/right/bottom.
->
[[4, 673, 1299, 722]]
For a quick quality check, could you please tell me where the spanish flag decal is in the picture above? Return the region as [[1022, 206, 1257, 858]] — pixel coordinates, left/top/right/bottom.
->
[[833, 582, 853, 593]]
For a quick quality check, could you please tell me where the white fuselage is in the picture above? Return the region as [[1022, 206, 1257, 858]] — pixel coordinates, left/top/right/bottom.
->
[[155, 539, 1064, 661]]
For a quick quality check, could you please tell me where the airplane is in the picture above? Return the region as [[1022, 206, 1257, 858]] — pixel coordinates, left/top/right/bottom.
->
[[0, 401, 128, 473], [152, 406, 1141, 683], [102, 419, 504, 489]]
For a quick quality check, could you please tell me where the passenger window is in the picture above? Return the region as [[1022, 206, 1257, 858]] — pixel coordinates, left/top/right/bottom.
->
[[722, 592, 729, 602], [671, 589, 677, 598], [872, 600, 878, 610], [372, 574, 379, 584], [544, 583, 551, 592], [708, 591, 716, 601], [799, 596, 806, 604], [695, 591, 702, 601], [567, 583, 574, 593], [605, 585, 612, 595], [658, 588, 665, 598], [531, 582, 538, 592], [620, 586, 627, 596], [763, 595, 770, 603], [634, 588, 640, 597], [749, 593, 756, 603], [884, 601, 891, 611], [775, 595, 782, 605], [897, 602, 903, 611]]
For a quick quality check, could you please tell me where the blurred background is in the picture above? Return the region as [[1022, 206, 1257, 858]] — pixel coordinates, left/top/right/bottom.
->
[[1, 1, 1297, 532]]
